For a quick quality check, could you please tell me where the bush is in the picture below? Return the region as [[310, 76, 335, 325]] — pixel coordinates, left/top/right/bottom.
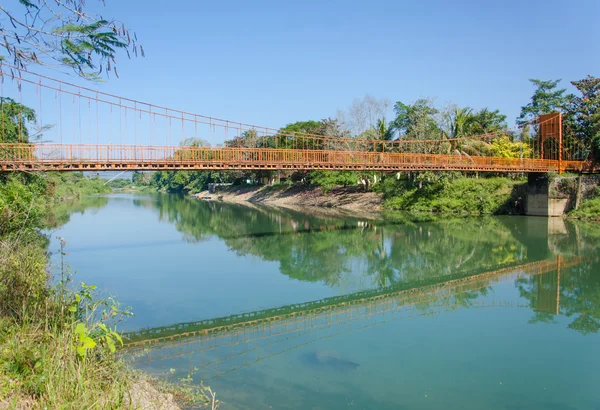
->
[[47, 173, 111, 199], [382, 176, 524, 214], [106, 178, 132, 189], [309, 171, 359, 192], [0, 174, 47, 237], [569, 190, 600, 220], [0, 241, 50, 320]]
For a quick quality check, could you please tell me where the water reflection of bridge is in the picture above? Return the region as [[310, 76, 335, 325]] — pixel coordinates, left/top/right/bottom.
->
[[122, 256, 578, 379]]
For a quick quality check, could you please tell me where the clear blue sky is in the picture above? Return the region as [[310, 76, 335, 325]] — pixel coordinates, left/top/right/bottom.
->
[[43, 0, 600, 130]]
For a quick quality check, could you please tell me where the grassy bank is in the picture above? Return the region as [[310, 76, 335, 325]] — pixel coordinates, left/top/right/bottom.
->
[[185, 173, 526, 215], [0, 242, 135, 407], [0, 173, 217, 409], [569, 188, 600, 220], [376, 175, 525, 214]]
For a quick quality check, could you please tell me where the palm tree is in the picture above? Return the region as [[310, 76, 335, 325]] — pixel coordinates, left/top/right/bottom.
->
[[376, 118, 395, 141], [445, 106, 475, 139]]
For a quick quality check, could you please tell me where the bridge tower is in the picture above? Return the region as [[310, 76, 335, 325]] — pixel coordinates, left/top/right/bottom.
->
[[538, 112, 563, 170]]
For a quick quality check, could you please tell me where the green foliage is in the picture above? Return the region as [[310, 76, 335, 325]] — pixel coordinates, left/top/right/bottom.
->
[[489, 136, 533, 158], [280, 120, 324, 135], [569, 196, 600, 220], [106, 178, 131, 189], [518, 79, 568, 125], [469, 108, 508, 134], [132, 171, 153, 186], [1, 0, 142, 78], [564, 75, 600, 161], [0, 221, 214, 408], [308, 171, 359, 192], [376, 118, 394, 140], [153, 170, 210, 193], [0, 241, 49, 320], [443, 106, 474, 139], [0, 98, 36, 143], [0, 174, 47, 237], [137, 196, 530, 289], [0, 100, 109, 237], [391, 99, 440, 140], [67, 282, 127, 359], [46, 173, 111, 199], [441, 106, 508, 144], [382, 176, 524, 214]]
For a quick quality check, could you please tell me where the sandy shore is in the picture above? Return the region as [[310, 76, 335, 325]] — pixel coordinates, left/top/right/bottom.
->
[[193, 185, 383, 211]]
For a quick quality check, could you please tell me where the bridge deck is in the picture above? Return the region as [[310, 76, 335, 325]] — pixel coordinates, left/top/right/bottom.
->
[[0, 144, 592, 172]]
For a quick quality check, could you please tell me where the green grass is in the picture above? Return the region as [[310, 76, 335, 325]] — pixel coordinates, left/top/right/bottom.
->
[[569, 193, 600, 220], [0, 173, 218, 409], [380, 176, 525, 215], [48, 173, 112, 200]]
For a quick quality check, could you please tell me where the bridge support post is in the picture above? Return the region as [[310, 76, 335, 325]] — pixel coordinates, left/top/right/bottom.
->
[[525, 173, 569, 216]]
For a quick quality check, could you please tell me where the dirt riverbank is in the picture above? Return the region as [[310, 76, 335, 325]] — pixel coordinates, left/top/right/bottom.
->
[[194, 185, 383, 211]]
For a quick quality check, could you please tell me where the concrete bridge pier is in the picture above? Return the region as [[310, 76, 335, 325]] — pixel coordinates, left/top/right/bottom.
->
[[525, 173, 570, 217]]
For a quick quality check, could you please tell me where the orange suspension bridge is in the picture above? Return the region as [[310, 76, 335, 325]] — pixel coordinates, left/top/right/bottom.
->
[[0, 65, 596, 173]]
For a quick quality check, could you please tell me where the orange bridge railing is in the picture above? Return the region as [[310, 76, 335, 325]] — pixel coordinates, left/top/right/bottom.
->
[[0, 143, 590, 173]]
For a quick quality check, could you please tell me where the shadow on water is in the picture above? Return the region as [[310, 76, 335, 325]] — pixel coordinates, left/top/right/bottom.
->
[[299, 350, 360, 372]]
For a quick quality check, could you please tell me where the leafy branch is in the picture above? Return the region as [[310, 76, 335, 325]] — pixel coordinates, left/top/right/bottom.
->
[[0, 0, 143, 79]]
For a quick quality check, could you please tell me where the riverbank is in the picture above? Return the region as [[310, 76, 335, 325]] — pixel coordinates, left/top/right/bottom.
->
[[569, 195, 600, 220], [0, 173, 216, 409], [192, 175, 600, 219], [195, 184, 383, 210], [194, 176, 525, 215]]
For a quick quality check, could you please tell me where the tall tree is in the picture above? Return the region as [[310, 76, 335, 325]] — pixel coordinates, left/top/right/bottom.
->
[[376, 118, 394, 141], [470, 108, 507, 134], [390, 98, 440, 140], [518, 79, 568, 126], [280, 120, 324, 135], [0, 0, 141, 78], [442, 105, 474, 139], [0, 97, 35, 143], [565, 75, 600, 161], [336, 94, 391, 136]]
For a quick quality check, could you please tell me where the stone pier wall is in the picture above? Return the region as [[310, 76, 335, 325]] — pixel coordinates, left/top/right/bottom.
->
[[526, 174, 599, 217]]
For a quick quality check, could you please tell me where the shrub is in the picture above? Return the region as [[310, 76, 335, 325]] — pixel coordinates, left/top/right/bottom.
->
[[382, 176, 524, 215]]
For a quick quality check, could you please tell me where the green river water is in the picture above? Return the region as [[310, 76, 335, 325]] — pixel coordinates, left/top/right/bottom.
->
[[49, 193, 600, 410]]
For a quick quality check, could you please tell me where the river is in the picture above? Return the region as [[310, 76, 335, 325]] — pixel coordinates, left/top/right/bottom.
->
[[48, 193, 600, 410]]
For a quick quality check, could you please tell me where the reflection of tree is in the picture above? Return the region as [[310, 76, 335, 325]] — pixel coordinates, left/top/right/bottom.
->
[[135, 195, 530, 293], [45, 196, 109, 229], [517, 257, 600, 335], [516, 221, 600, 335]]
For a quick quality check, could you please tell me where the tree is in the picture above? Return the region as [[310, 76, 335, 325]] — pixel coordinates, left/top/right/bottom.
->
[[132, 171, 153, 187], [336, 94, 391, 136], [279, 120, 326, 150], [518, 79, 568, 125], [441, 105, 474, 139], [489, 136, 532, 159], [390, 98, 440, 140], [565, 75, 600, 162], [0, 1, 141, 78], [439, 106, 509, 156], [470, 108, 507, 134], [320, 117, 348, 138], [179, 137, 209, 147], [280, 120, 323, 135], [0, 97, 35, 143], [376, 118, 394, 141], [226, 129, 262, 148]]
